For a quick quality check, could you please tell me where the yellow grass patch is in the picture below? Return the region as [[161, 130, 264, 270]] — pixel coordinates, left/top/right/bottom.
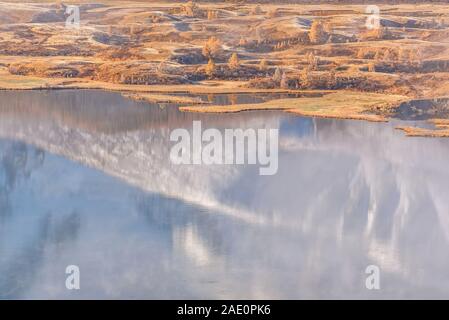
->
[[122, 92, 206, 104], [180, 91, 408, 122]]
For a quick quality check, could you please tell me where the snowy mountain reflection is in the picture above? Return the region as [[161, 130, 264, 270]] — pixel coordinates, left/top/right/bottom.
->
[[1, 90, 449, 299]]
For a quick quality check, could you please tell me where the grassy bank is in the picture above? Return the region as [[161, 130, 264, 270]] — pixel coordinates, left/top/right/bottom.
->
[[180, 91, 408, 122]]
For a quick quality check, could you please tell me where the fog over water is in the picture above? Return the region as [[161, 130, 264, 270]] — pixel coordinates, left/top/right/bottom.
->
[[0, 90, 449, 299]]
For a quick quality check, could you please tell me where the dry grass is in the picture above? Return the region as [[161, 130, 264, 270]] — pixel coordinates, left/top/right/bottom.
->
[[122, 92, 206, 104], [180, 91, 407, 122], [0, 67, 64, 89]]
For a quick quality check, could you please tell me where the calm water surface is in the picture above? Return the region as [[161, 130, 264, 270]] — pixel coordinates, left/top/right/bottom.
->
[[0, 90, 449, 299]]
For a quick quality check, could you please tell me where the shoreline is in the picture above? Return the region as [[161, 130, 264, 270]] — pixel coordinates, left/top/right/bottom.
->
[[1, 75, 449, 137], [179, 91, 406, 122]]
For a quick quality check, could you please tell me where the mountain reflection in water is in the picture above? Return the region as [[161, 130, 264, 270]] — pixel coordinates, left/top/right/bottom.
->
[[0, 90, 449, 299]]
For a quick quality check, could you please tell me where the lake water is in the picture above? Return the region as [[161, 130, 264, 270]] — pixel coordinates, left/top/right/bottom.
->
[[1, 89, 449, 299]]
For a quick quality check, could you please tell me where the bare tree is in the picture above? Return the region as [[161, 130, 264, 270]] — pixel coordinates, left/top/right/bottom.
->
[[307, 52, 319, 71], [280, 72, 289, 89], [272, 67, 282, 82], [327, 68, 337, 87]]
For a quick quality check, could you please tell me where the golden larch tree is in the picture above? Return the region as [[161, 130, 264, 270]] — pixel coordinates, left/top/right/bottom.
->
[[202, 37, 222, 58], [309, 20, 328, 44], [299, 68, 310, 88], [259, 59, 268, 71], [205, 58, 216, 77], [228, 53, 240, 70]]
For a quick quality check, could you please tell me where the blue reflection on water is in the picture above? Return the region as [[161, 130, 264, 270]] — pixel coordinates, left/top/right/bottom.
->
[[0, 90, 449, 299]]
